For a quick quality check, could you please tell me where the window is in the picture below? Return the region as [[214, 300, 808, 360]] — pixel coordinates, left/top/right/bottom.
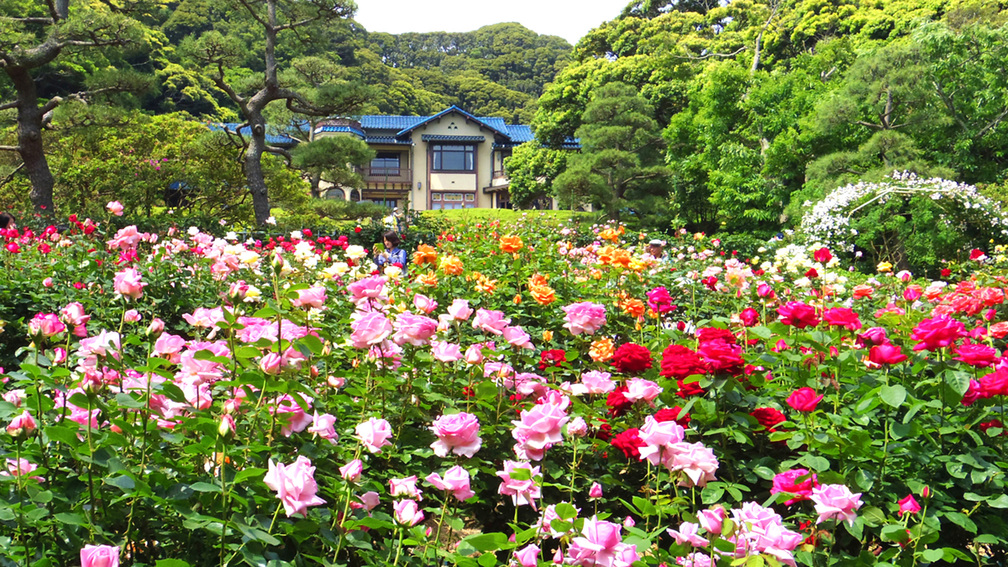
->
[[372, 198, 398, 209], [432, 144, 474, 172], [370, 152, 401, 176], [431, 192, 475, 210]]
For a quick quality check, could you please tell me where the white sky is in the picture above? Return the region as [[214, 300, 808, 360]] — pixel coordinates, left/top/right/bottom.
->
[[353, 0, 629, 46]]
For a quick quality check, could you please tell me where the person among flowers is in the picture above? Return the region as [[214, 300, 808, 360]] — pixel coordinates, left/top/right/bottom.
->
[[375, 231, 408, 272], [0, 212, 15, 230], [643, 239, 667, 262]]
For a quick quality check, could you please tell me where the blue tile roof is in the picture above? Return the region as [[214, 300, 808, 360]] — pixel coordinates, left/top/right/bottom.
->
[[316, 125, 365, 138], [208, 123, 300, 147], [394, 106, 511, 138], [360, 115, 428, 131], [365, 136, 413, 145]]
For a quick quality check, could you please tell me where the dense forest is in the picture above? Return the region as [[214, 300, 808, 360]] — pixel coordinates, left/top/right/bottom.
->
[[1, 0, 1007, 256]]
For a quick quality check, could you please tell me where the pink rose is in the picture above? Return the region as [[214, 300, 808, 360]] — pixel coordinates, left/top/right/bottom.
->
[[898, 494, 921, 515], [430, 412, 482, 457], [124, 309, 142, 323], [503, 326, 534, 349], [472, 308, 511, 335], [589, 482, 603, 500], [292, 286, 327, 309], [431, 341, 463, 363], [566, 416, 588, 437], [60, 302, 90, 327], [771, 468, 818, 505], [822, 307, 862, 331], [412, 293, 438, 314], [113, 268, 145, 300], [389, 475, 422, 499], [562, 302, 606, 335], [497, 460, 541, 507], [669, 441, 719, 486], [357, 491, 380, 511], [425, 465, 475, 501], [910, 316, 965, 351], [786, 387, 823, 413], [263, 456, 327, 517], [514, 544, 541, 567], [81, 544, 120, 567], [346, 275, 387, 305], [868, 344, 907, 366], [567, 516, 623, 566], [393, 499, 424, 526], [339, 459, 363, 482], [623, 378, 663, 404], [777, 302, 819, 329], [350, 312, 393, 349], [42, 277, 53, 288], [28, 313, 65, 338], [259, 352, 283, 375], [811, 484, 862, 525], [637, 415, 685, 466], [447, 299, 473, 320], [512, 401, 568, 460], [6, 410, 37, 438], [580, 370, 615, 394], [392, 312, 438, 346], [355, 417, 393, 453], [106, 201, 124, 216]]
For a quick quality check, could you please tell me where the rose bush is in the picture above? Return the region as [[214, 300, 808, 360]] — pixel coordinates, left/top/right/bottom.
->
[[0, 213, 1006, 566]]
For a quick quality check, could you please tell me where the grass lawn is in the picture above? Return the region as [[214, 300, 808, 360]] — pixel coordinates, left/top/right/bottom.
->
[[421, 208, 598, 227]]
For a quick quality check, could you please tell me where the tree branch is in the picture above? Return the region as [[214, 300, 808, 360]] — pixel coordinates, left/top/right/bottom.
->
[[0, 100, 17, 111], [0, 17, 54, 24], [672, 46, 746, 61], [265, 145, 293, 164], [0, 145, 22, 152], [232, 0, 268, 29], [0, 163, 24, 188]]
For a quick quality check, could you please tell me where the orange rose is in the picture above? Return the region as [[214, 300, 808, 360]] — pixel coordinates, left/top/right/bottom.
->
[[413, 244, 437, 266], [500, 235, 523, 253], [852, 285, 874, 299], [618, 297, 646, 318], [542, 330, 554, 342], [415, 272, 439, 287], [475, 273, 497, 294], [529, 284, 556, 305], [589, 337, 615, 362], [439, 254, 464, 276], [527, 273, 550, 288]]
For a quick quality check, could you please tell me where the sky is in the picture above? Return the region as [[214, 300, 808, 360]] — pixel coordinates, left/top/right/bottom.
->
[[353, 0, 629, 46]]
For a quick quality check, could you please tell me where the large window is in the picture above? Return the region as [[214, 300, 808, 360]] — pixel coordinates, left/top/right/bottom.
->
[[432, 144, 475, 172], [370, 152, 401, 176], [431, 192, 475, 210]]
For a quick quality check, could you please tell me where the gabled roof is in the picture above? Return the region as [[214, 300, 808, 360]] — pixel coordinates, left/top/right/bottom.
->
[[360, 115, 428, 131], [394, 105, 511, 138]]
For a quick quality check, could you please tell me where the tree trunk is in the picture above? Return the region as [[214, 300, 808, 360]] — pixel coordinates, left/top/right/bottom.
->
[[245, 119, 271, 225], [8, 66, 56, 215]]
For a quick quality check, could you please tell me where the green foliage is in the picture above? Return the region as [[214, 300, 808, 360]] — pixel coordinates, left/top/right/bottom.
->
[[554, 82, 670, 221], [502, 142, 570, 208]]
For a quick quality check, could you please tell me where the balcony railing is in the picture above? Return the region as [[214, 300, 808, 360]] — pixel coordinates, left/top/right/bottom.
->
[[358, 166, 412, 183]]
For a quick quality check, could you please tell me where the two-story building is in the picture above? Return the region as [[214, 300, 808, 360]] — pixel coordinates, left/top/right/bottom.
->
[[314, 106, 575, 211]]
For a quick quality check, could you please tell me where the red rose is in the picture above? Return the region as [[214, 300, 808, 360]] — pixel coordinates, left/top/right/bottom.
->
[[910, 316, 965, 352], [538, 349, 567, 371], [953, 343, 998, 368], [697, 339, 744, 376], [654, 406, 691, 427], [978, 419, 1005, 435], [593, 420, 613, 441], [611, 343, 653, 374], [777, 302, 820, 329], [822, 307, 862, 331], [354, 226, 362, 233], [805, 268, 819, 279], [751, 407, 786, 430], [979, 368, 1008, 398], [660, 345, 706, 379], [970, 248, 986, 261], [786, 387, 823, 413], [610, 428, 645, 459], [941, 268, 952, 278], [813, 247, 833, 263], [868, 344, 907, 366], [739, 308, 759, 327], [606, 385, 633, 417], [676, 378, 705, 398]]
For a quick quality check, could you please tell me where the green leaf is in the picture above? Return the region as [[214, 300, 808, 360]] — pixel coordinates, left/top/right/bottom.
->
[[459, 532, 509, 553], [45, 425, 81, 446], [799, 455, 830, 472], [155, 560, 193, 567], [880, 384, 906, 408], [114, 392, 145, 409], [554, 502, 578, 520], [920, 548, 944, 562], [478, 553, 497, 567], [943, 512, 976, 533], [987, 494, 1008, 508], [106, 475, 135, 492], [54, 512, 88, 526], [944, 370, 970, 396], [632, 496, 657, 516], [190, 482, 221, 493]]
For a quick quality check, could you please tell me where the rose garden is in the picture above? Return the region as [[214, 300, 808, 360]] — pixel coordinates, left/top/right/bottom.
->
[[1, 196, 1007, 567]]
